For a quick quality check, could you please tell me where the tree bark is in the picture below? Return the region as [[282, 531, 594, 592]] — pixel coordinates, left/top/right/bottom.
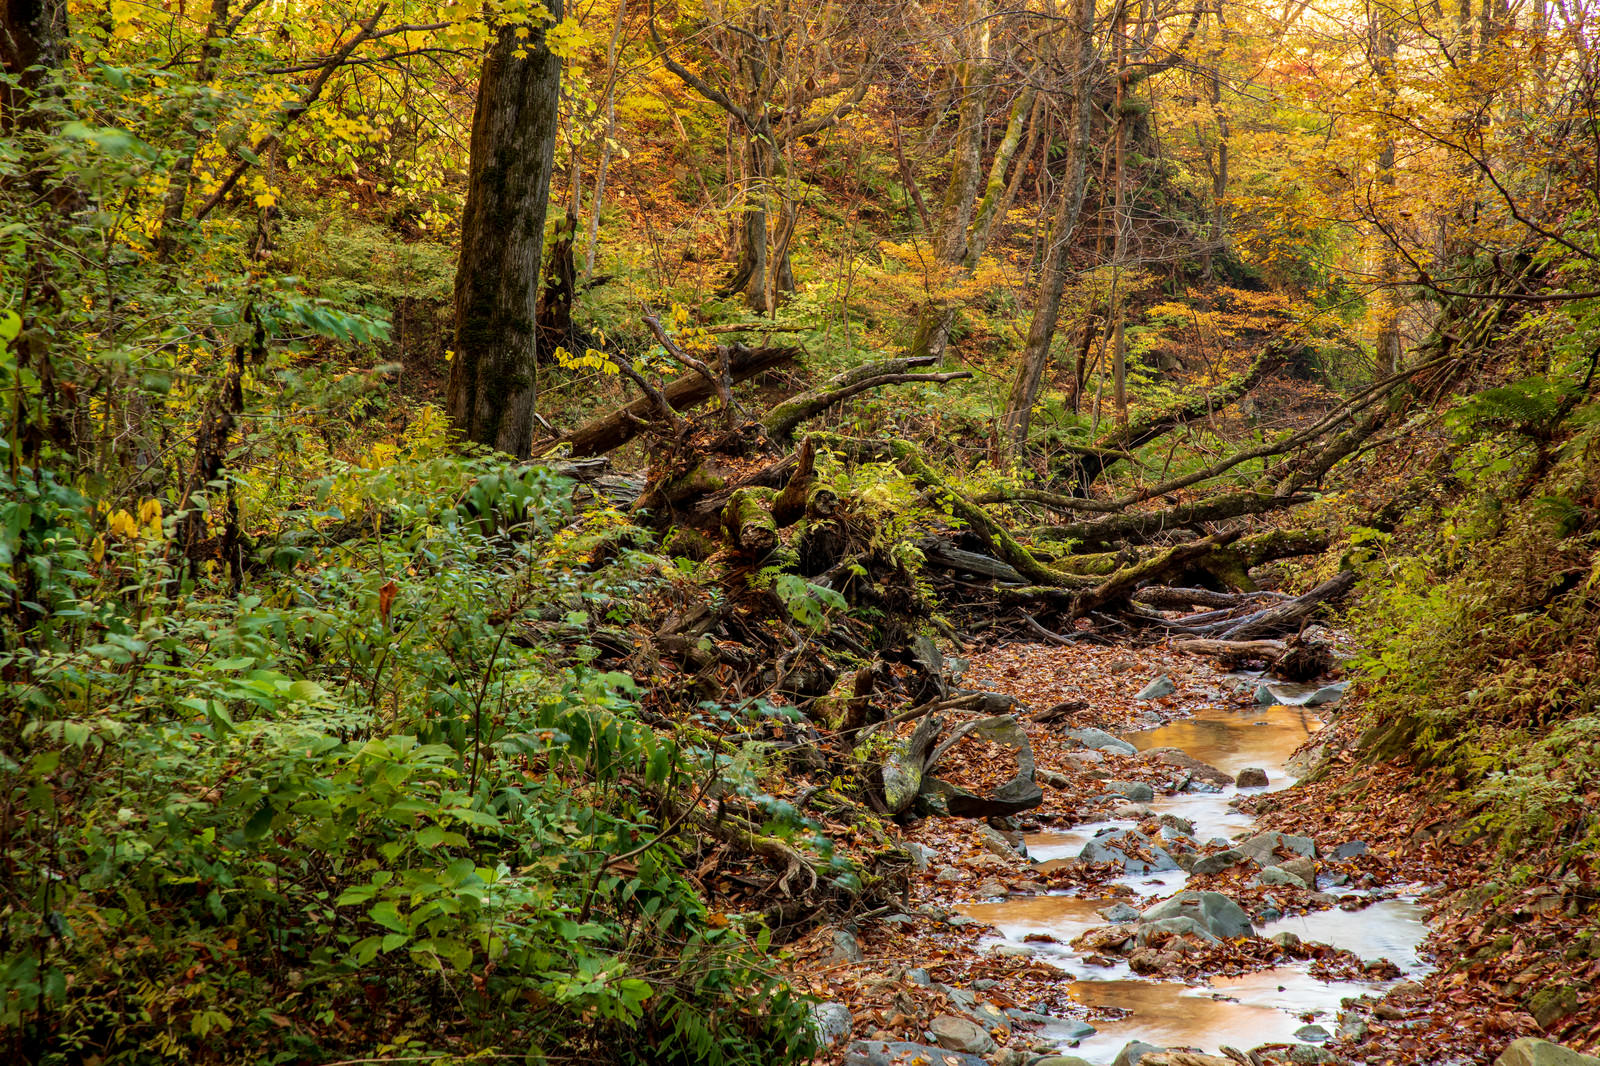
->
[[450, 8, 564, 458], [1001, 0, 1098, 452], [0, 0, 70, 130]]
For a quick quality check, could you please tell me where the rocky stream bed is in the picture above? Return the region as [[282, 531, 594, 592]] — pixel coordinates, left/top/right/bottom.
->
[[793, 642, 1592, 1066]]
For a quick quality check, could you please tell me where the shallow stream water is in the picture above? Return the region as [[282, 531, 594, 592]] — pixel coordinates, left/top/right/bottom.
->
[[957, 700, 1430, 1062]]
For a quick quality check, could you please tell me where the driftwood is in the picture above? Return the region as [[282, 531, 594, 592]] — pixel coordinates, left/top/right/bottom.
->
[[1220, 570, 1357, 640]]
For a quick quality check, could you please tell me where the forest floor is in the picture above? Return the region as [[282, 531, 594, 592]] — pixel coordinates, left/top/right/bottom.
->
[[781, 639, 1550, 1066]]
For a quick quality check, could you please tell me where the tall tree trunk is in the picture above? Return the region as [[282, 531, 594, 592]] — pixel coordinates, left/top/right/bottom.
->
[[1001, 0, 1097, 452], [1371, 1, 1402, 374], [1, 0, 70, 130], [449, 7, 563, 458], [1109, 4, 1129, 424]]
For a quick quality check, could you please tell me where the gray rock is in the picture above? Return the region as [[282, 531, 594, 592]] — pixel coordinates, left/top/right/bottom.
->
[[935, 865, 965, 884], [946, 915, 980, 927], [1281, 856, 1318, 887], [1183, 778, 1224, 794], [1529, 986, 1582, 1029], [1295, 1024, 1331, 1042], [1254, 683, 1277, 704], [1139, 890, 1254, 939], [1045, 1018, 1097, 1042], [1135, 676, 1176, 700], [968, 1001, 1011, 1037], [1062, 727, 1138, 756], [908, 967, 933, 985], [1136, 916, 1221, 945], [1336, 1012, 1368, 1041], [1256, 866, 1310, 890], [1032, 1058, 1095, 1066], [974, 880, 1008, 898], [944, 986, 977, 1010], [902, 842, 934, 870], [1256, 906, 1282, 922], [1305, 681, 1348, 706], [1333, 841, 1369, 859], [810, 1002, 855, 1046], [1271, 931, 1302, 950], [979, 824, 1024, 860], [1494, 1041, 1600, 1066], [1106, 780, 1156, 803], [844, 1041, 990, 1066], [1099, 902, 1143, 923], [1235, 767, 1269, 788], [1079, 829, 1180, 875], [1038, 768, 1072, 789], [930, 1014, 998, 1056], [1159, 814, 1196, 836], [831, 929, 864, 963], [1192, 849, 1245, 875], [1288, 1046, 1338, 1064], [1063, 750, 1106, 765], [1111, 1040, 1165, 1066], [1236, 830, 1317, 867], [993, 1051, 1028, 1066]]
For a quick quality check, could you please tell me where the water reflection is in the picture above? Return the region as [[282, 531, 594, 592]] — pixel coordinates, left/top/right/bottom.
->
[[1123, 704, 1325, 779]]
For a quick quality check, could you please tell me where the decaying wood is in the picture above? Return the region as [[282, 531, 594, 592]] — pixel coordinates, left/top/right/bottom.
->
[[1171, 637, 1288, 659], [554, 343, 798, 457], [761, 356, 973, 442]]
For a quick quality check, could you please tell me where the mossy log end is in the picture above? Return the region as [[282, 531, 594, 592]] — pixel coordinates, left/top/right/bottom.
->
[[721, 487, 779, 557]]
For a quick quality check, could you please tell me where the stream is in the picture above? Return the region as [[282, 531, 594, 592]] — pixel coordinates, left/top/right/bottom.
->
[[956, 697, 1431, 1063]]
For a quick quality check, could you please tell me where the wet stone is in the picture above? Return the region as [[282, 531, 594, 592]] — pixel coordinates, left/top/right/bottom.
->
[[1333, 840, 1369, 859], [810, 1002, 855, 1046], [1236, 766, 1270, 788], [930, 1014, 998, 1056], [1099, 902, 1143, 923], [1062, 727, 1138, 756], [1256, 865, 1310, 890], [831, 929, 865, 963], [1288, 1046, 1338, 1065], [1135, 676, 1177, 700], [1112, 1040, 1166, 1066], [1192, 849, 1245, 875], [1140, 890, 1254, 939], [1106, 780, 1156, 803], [1295, 1024, 1331, 1042], [1494, 1039, 1600, 1066], [845, 1040, 989, 1066]]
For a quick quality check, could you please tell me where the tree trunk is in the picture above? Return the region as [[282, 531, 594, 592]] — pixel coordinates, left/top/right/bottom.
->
[[1001, 0, 1097, 452], [1, 0, 70, 130], [450, 8, 563, 458]]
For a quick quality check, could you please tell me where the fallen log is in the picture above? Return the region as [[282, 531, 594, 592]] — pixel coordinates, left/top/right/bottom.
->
[[762, 356, 972, 442], [1171, 637, 1288, 659], [554, 343, 799, 457], [1218, 570, 1358, 640], [1134, 587, 1291, 610]]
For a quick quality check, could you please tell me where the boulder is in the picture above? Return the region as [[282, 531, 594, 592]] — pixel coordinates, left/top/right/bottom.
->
[[1112, 1040, 1166, 1066], [1271, 931, 1302, 949], [1287, 1046, 1338, 1064], [1236, 830, 1317, 867], [1033, 1058, 1095, 1066], [1099, 902, 1143, 923], [1528, 986, 1582, 1029], [831, 929, 865, 963], [810, 1002, 854, 1046], [1191, 849, 1245, 875], [979, 824, 1024, 859], [844, 1041, 989, 1066], [1159, 814, 1197, 835], [1295, 1024, 1331, 1042], [929, 1015, 997, 1056], [1494, 1041, 1600, 1066], [1305, 681, 1348, 706], [1280, 856, 1318, 887], [1256, 866, 1310, 890], [1135, 676, 1177, 700], [1136, 915, 1221, 945], [921, 715, 1044, 817], [1079, 829, 1180, 875], [1106, 780, 1156, 803], [1139, 890, 1254, 939], [1235, 767, 1270, 788], [1062, 727, 1138, 756], [1332, 840, 1369, 859], [1141, 747, 1235, 787]]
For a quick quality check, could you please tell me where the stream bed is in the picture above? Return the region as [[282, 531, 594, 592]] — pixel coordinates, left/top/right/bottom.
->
[[956, 700, 1431, 1063]]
